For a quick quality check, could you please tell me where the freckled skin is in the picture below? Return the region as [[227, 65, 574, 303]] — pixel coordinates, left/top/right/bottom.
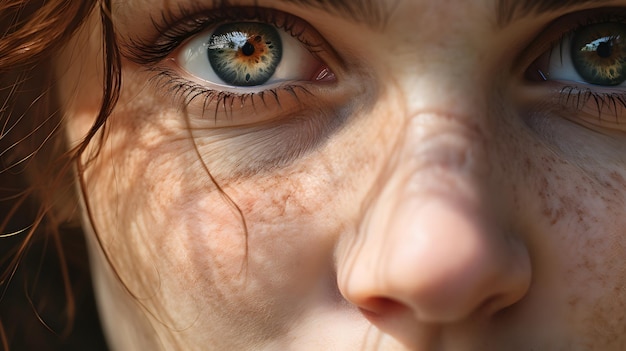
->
[[58, 1, 626, 350]]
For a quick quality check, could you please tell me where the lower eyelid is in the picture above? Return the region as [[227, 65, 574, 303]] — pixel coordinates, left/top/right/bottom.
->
[[142, 65, 300, 120], [519, 81, 626, 133], [187, 102, 353, 178], [559, 86, 626, 131]]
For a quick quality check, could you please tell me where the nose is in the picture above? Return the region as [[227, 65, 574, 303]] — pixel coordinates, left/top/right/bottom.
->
[[337, 113, 532, 337]]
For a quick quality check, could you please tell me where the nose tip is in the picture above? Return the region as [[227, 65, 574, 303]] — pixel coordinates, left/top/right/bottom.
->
[[342, 196, 531, 325], [390, 199, 528, 322]]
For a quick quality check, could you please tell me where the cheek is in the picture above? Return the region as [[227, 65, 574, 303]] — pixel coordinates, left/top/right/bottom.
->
[[79, 99, 393, 345], [549, 167, 626, 342], [511, 132, 626, 343], [80, 120, 302, 344]]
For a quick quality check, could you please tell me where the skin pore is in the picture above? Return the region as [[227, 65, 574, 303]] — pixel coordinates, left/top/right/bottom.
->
[[55, 0, 626, 350]]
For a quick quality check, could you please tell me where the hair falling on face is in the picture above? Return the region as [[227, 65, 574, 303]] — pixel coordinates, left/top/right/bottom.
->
[[2, 0, 626, 350]]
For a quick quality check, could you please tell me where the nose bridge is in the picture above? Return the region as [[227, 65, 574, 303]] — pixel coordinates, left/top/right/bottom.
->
[[352, 110, 499, 281], [369, 110, 494, 219], [397, 113, 491, 194], [380, 11, 493, 120]]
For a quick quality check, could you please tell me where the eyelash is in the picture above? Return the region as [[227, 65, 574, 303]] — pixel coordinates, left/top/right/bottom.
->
[[128, 5, 626, 128], [126, 5, 328, 120], [529, 9, 626, 121], [147, 66, 312, 121]]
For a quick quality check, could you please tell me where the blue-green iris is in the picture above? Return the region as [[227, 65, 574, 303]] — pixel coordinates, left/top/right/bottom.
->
[[207, 22, 283, 87]]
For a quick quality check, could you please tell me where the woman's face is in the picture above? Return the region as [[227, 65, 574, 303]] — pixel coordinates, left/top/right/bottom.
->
[[57, 0, 626, 349]]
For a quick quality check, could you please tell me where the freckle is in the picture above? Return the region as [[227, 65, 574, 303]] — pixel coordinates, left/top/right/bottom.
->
[[602, 180, 615, 190], [550, 208, 564, 225], [575, 208, 589, 230], [538, 177, 550, 200], [524, 157, 531, 170], [582, 257, 595, 271], [610, 171, 626, 187]]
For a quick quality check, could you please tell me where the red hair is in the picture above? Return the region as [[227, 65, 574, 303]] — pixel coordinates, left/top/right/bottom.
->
[[0, 0, 119, 349]]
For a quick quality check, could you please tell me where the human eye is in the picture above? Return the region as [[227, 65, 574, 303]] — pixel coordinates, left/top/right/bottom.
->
[[524, 8, 626, 132], [124, 5, 341, 125], [181, 21, 327, 87]]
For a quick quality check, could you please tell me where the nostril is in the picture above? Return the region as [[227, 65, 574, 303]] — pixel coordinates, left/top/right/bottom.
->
[[480, 290, 528, 318], [359, 297, 405, 321]]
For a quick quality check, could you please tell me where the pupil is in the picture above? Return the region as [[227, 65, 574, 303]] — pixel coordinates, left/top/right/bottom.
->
[[241, 42, 255, 56], [597, 40, 613, 58]]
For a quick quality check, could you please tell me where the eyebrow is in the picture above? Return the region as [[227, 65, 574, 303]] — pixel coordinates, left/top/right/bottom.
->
[[497, 0, 613, 26]]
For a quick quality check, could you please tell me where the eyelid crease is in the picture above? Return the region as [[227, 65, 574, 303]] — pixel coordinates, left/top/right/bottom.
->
[[516, 7, 626, 77], [122, 5, 334, 67]]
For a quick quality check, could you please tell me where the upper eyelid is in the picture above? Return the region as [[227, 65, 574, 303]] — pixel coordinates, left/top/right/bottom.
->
[[121, 7, 258, 65], [516, 7, 626, 76], [121, 6, 332, 66]]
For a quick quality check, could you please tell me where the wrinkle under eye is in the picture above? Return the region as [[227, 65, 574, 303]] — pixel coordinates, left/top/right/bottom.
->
[[208, 22, 283, 86]]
